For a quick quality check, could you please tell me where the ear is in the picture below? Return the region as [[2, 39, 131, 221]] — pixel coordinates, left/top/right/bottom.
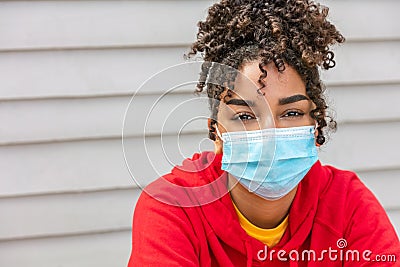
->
[[214, 137, 223, 154], [208, 118, 223, 154]]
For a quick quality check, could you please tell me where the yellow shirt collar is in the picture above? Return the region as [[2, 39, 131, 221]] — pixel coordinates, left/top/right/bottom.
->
[[233, 202, 288, 247]]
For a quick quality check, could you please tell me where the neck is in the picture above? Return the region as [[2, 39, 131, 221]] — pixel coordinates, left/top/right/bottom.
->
[[228, 175, 297, 229]]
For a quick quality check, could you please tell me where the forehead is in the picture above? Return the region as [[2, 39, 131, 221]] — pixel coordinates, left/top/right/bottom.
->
[[233, 61, 307, 101]]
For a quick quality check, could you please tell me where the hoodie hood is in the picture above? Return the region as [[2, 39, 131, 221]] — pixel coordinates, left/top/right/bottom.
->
[[145, 151, 331, 266]]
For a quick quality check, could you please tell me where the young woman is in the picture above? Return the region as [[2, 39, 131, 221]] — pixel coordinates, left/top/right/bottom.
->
[[128, 0, 400, 266]]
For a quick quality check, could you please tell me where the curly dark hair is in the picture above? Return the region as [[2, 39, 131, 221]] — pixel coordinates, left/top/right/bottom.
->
[[187, 0, 345, 145]]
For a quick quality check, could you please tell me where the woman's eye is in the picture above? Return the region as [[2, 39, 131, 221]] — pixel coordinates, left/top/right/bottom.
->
[[282, 111, 304, 118], [234, 113, 256, 121]]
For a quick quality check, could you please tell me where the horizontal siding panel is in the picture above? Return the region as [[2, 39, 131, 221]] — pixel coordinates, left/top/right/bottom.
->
[[1, 42, 399, 100], [0, 0, 398, 51], [318, 121, 400, 171], [388, 210, 400, 235], [0, 47, 190, 100], [326, 83, 400, 124], [0, 138, 132, 196], [0, 0, 213, 50], [1, 83, 400, 145], [0, 230, 131, 267], [357, 169, 400, 210], [321, 0, 400, 41], [321, 41, 400, 85], [0, 96, 129, 144], [0, 189, 139, 240], [0, 134, 213, 197], [0, 94, 209, 144]]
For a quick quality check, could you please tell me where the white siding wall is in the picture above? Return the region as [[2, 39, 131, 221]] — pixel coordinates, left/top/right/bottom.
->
[[1, 0, 399, 266]]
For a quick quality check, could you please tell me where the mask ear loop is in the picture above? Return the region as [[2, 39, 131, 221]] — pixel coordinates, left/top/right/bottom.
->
[[215, 126, 225, 142]]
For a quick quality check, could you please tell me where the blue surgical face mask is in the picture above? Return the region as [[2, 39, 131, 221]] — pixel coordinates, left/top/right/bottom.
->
[[218, 125, 318, 200]]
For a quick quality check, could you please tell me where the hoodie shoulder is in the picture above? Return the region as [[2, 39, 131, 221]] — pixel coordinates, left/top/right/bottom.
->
[[129, 188, 202, 267], [142, 151, 227, 207], [169, 151, 224, 187], [318, 165, 400, 264]]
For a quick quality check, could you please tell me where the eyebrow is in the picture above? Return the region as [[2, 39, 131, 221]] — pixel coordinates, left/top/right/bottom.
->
[[225, 98, 256, 107], [278, 94, 309, 105]]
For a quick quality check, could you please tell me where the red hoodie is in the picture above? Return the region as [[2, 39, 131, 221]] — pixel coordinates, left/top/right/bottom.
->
[[128, 152, 400, 266]]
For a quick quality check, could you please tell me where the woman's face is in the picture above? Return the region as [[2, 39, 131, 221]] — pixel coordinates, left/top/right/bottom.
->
[[216, 60, 316, 134]]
